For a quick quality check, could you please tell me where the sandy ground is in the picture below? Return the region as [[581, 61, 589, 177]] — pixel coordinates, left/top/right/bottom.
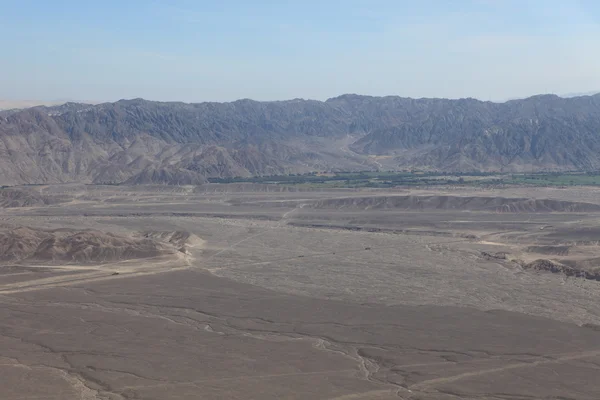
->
[[1, 184, 600, 399]]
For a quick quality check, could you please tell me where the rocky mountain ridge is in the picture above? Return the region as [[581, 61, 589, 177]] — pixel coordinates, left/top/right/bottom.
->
[[1, 94, 600, 185]]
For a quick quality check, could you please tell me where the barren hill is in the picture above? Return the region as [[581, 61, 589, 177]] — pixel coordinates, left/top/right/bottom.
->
[[2, 94, 600, 184], [0, 188, 69, 208], [309, 195, 600, 213], [0, 227, 177, 264]]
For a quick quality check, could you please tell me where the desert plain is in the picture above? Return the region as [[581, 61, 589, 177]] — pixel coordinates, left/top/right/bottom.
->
[[1, 183, 600, 399]]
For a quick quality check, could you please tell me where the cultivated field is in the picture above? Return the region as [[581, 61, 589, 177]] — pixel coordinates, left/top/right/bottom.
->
[[1, 184, 600, 399]]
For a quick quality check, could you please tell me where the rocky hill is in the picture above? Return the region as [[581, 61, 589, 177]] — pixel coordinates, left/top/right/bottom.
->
[[1, 94, 600, 184], [308, 195, 600, 213], [0, 227, 176, 264]]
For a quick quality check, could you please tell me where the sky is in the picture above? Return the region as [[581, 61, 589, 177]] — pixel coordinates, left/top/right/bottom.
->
[[0, 0, 599, 103]]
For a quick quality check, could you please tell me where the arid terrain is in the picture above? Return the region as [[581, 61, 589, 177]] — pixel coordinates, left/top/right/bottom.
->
[[3, 94, 600, 186], [2, 183, 600, 399]]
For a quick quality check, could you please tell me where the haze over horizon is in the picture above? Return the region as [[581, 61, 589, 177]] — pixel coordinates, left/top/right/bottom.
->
[[1, 0, 599, 103], [2, 90, 600, 110]]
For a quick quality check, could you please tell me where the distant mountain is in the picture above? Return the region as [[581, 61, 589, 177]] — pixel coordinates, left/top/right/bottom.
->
[[345, 94, 600, 171], [0, 99, 98, 112], [561, 91, 599, 98], [124, 166, 207, 185], [1, 94, 600, 185]]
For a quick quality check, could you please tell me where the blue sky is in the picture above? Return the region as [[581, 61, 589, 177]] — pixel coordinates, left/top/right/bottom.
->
[[1, 0, 599, 102]]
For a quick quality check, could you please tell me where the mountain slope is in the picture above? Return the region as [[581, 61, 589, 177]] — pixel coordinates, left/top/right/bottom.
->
[[346, 94, 600, 171], [1, 94, 600, 185]]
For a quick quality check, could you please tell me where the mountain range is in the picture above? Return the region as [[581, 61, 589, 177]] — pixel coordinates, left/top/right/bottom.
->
[[1, 93, 600, 185]]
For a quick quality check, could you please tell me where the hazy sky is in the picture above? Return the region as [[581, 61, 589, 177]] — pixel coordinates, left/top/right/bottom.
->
[[1, 0, 599, 102]]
